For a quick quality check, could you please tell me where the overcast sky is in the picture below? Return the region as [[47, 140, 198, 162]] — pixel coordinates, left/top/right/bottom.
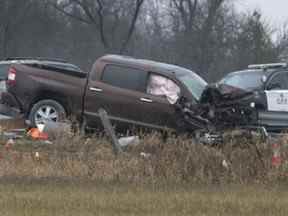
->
[[237, 0, 288, 26]]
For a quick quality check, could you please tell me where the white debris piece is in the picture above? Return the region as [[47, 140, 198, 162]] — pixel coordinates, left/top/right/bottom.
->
[[222, 159, 229, 169], [37, 123, 45, 133], [140, 152, 151, 159], [118, 136, 140, 147]]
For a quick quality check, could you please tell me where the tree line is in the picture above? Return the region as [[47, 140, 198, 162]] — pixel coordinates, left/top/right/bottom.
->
[[0, 0, 287, 81]]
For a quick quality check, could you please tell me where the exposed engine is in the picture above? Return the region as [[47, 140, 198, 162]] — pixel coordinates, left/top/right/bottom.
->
[[175, 84, 258, 135]]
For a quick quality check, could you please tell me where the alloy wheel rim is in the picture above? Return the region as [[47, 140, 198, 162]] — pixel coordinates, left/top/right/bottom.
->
[[35, 105, 59, 125]]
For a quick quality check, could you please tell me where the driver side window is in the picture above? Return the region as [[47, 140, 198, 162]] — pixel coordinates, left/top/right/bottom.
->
[[267, 72, 288, 90], [146, 74, 180, 104]]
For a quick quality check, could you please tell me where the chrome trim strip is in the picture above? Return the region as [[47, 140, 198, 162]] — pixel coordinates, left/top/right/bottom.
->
[[89, 87, 103, 92]]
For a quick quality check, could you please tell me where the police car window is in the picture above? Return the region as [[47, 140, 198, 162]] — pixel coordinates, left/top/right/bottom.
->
[[268, 72, 288, 90], [220, 71, 263, 91]]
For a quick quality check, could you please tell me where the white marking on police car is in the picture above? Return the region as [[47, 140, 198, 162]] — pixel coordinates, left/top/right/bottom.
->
[[266, 90, 288, 112]]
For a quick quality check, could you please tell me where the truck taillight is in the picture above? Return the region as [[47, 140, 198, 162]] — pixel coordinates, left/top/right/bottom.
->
[[7, 67, 16, 85]]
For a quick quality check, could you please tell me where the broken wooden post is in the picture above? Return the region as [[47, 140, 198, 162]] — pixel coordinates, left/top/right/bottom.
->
[[98, 108, 122, 155]]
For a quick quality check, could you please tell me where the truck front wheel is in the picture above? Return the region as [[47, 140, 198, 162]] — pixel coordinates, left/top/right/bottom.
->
[[28, 99, 67, 127]]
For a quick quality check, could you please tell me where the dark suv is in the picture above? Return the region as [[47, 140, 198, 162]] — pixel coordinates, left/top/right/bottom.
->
[[219, 63, 288, 130]]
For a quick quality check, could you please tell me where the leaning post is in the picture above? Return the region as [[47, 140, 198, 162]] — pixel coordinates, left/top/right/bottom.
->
[[98, 108, 122, 155]]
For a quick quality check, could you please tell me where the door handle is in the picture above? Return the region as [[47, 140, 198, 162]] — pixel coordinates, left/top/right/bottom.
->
[[140, 98, 153, 103], [89, 87, 103, 92]]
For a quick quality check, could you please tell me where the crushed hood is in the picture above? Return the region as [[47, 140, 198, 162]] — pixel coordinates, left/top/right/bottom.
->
[[200, 83, 253, 104]]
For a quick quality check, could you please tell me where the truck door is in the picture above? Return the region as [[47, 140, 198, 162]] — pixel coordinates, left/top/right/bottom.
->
[[260, 71, 288, 128], [84, 65, 178, 130], [143, 73, 180, 128]]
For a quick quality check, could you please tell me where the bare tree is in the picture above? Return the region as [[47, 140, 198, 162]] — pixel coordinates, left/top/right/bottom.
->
[[198, 0, 225, 74], [168, 0, 225, 78], [51, 0, 145, 53], [233, 11, 278, 68], [171, 0, 198, 32], [0, 0, 281, 82], [0, 0, 33, 58], [276, 23, 288, 61]]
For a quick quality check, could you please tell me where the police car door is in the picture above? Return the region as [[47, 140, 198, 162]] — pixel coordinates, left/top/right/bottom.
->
[[262, 71, 288, 128]]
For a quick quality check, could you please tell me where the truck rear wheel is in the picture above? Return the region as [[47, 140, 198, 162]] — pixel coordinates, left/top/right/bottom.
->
[[28, 99, 67, 127]]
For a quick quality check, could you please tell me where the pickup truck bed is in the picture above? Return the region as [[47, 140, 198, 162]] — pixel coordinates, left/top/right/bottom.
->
[[2, 60, 87, 125]]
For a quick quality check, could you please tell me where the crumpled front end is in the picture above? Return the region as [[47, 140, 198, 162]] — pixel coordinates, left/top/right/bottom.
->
[[175, 83, 259, 134]]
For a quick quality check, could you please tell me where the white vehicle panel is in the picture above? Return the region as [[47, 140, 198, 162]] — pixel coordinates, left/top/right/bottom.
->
[[266, 90, 288, 112]]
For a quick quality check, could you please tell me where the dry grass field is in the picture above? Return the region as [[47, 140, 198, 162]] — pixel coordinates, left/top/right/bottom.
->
[[0, 129, 287, 215], [0, 179, 287, 216]]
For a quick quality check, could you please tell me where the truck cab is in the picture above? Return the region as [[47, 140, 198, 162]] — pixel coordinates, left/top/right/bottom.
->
[[83, 55, 207, 131]]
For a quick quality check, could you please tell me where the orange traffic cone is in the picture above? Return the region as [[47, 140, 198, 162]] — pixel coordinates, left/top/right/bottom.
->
[[272, 143, 282, 168], [27, 128, 48, 140]]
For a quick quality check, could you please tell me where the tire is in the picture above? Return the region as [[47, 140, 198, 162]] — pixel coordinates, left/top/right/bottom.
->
[[28, 99, 67, 127]]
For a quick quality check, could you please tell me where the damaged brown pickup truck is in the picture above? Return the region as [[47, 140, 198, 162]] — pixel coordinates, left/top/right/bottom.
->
[[1, 55, 257, 134]]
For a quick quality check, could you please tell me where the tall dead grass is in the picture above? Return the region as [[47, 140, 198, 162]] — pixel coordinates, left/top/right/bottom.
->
[[0, 131, 288, 185]]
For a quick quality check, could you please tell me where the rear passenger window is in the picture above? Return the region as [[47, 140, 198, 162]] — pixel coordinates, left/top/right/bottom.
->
[[102, 65, 147, 92]]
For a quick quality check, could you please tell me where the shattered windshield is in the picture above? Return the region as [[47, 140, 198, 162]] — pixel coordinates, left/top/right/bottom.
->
[[220, 70, 264, 91], [178, 73, 207, 101]]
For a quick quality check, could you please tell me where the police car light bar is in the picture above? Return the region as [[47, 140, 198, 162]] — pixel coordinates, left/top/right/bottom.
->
[[248, 63, 288, 70]]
